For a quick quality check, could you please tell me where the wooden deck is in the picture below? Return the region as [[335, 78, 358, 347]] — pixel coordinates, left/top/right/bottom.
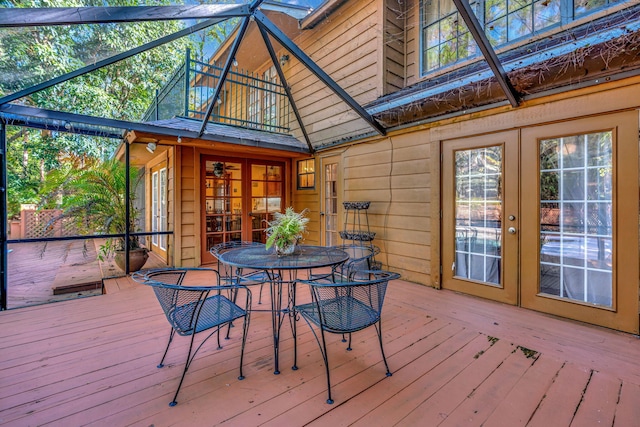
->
[[6, 240, 167, 309], [1, 275, 640, 426]]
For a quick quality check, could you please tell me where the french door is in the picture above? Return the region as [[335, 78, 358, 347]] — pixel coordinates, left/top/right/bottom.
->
[[442, 112, 639, 333], [150, 163, 168, 260], [442, 131, 519, 305], [320, 155, 341, 246], [520, 113, 638, 333], [201, 156, 285, 264]]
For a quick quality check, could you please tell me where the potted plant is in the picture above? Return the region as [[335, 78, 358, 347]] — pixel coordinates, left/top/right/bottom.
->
[[265, 207, 309, 256], [42, 158, 148, 272]]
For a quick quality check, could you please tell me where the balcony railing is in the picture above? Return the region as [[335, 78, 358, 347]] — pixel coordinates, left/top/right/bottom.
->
[[143, 49, 291, 133]]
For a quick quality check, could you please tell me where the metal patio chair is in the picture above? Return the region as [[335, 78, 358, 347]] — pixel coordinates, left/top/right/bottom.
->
[[133, 267, 251, 406], [210, 241, 273, 304], [309, 243, 381, 282], [295, 270, 401, 404]]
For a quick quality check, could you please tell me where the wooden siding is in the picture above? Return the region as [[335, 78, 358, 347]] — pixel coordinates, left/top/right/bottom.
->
[[383, 0, 407, 94], [405, 0, 419, 87], [178, 146, 197, 267], [287, 0, 383, 146]]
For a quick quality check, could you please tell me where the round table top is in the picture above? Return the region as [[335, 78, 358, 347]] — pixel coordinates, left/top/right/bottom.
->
[[218, 244, 349, 270]]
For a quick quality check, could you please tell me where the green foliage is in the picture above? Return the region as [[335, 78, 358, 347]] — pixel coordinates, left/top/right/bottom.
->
[[0, 0, 200, 217], [265, 207, 310, 250], [41, 158, 145, 259]]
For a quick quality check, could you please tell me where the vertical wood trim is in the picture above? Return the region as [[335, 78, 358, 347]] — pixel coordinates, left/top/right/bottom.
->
[[431, 138, 442, 288], [173, 145, 182, 267], [377, 0, 386, 96]]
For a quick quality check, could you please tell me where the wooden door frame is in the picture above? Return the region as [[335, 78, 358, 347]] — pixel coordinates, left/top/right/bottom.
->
[[520, 111, 639, 334], [441, 130, 519, 305], [319, 155, 342, 247]]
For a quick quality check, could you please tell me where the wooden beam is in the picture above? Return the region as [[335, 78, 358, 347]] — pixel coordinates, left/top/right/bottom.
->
[[0, 5, 249, 27], [452, 0, 520, 107]]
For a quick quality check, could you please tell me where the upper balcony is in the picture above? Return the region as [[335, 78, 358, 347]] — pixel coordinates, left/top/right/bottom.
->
[[142, 49, 291, 134]]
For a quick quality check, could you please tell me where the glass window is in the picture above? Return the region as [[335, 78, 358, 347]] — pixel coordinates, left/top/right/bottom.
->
[[538, 131, 613, 307], [420, 0, 615, 75], [263, 66, 279, 132], [297, 158, 315, 189]]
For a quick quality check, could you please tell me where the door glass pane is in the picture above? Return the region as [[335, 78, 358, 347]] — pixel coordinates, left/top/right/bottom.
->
[[324, 163, 339, 246], [205, 160, 243, 246], [454, 146, 502, 285], [539, 131, 613, 307], [250, 163, 283, 243]]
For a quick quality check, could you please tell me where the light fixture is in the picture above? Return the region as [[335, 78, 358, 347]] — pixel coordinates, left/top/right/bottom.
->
[[279, 54, 289, 66], [213, 162, 225, 177], [177, 136, 182, 143], [146, 142, 157, 153], [216, 97, 222, 105], [232, 58, 238, 67]]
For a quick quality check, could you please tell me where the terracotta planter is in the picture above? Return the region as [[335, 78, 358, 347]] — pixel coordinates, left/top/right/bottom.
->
[[114, 248, 149, 272]]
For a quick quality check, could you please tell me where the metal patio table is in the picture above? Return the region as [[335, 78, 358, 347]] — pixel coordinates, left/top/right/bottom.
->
[[218, 244, 349, 374]]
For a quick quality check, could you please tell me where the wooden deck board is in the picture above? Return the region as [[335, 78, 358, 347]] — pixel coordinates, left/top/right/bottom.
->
[[1, 278, 640, 426]]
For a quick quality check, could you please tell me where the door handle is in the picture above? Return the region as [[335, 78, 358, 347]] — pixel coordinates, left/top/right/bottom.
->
[[508, 227, 517, 234]]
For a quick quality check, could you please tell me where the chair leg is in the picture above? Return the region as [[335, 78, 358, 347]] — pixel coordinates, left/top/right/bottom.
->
[[158, 328, 176, 368], [346, 333, 353, 351], [375, 322, 392, 377], [169, 331, 198, 406], [318, 328, 334, 404], [238, 311, 250, 380], [258, 283, 264, 304]]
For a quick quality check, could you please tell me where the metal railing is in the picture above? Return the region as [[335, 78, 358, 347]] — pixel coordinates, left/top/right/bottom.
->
[[143, 49, 291, 133]]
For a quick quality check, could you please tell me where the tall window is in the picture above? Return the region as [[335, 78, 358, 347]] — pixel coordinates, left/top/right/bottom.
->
[[421, 0, 619, 75], [248, 66, 279, 130], [263, 66, 278, 132], [152, 167, 167, 251], [248, 84, 260, 126]]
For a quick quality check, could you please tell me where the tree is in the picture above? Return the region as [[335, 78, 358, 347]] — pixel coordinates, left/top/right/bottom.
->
[[0, 0, 200, 218]]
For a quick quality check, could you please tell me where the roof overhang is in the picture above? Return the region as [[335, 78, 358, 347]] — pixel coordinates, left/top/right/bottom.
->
[[0, 104, 310, 154]]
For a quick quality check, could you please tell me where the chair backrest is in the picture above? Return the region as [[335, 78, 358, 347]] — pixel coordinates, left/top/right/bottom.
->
[[305, 270, 400, 333], [334, 244, 380, 280], [210, 241, 265, 280], [134, 268, 222, 335]]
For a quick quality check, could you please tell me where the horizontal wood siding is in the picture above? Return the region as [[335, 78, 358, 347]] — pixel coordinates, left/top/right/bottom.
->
[[288, 0, 382, 146], [179, 146, 197, 267], [384, 0, 407, 94], [405, 0, 419, 87], [328, 131, 431, 284]]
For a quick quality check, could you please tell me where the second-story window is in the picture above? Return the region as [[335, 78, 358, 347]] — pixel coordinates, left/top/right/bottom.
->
[[421, 0, 620, 75], [422, 0, 479, 72], [263, 66, 279, 132], [248, 83, 261, 126]]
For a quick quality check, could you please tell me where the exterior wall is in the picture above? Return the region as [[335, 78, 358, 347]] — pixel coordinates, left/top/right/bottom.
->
[[177, 145, 197, 267], [288, 0, 383, 146], [383, 0, 407, 94], [315, 75, 640, 294]]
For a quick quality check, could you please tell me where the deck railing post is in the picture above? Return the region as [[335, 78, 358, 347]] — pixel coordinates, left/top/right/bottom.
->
[[184, 48, 191, 118]]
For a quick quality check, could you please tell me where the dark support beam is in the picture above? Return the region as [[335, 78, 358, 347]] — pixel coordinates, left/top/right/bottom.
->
[[197, 16, 251, 137], [0, 5, 248, 27], [254, 10, 387, 136], [257, 25, 314, 153], [0, 17, 230, 105], [125, 140, 131, 274], [0, 124, 6, 310], [452, 0, 520, 107]]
